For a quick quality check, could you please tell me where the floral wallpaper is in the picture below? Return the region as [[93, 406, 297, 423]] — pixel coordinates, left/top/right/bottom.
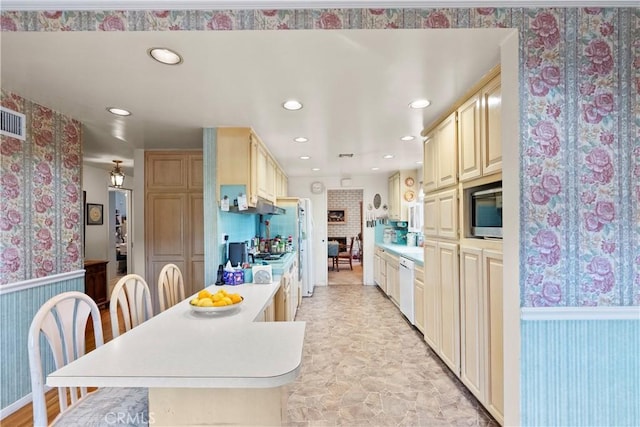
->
[[0, 90, 83, 285], [0, 7, 637, 307]]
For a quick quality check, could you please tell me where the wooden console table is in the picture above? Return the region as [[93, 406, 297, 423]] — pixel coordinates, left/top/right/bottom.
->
[[84, 260, 108, 308]]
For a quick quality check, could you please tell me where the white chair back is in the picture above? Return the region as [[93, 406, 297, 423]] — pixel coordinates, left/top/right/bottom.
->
[[110, 274, 153, 338], [28, 291, 104, 426], [158, 263, 185, 312]]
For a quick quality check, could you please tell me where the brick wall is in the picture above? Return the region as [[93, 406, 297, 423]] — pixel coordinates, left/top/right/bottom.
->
[[327, 189, 362, 244]]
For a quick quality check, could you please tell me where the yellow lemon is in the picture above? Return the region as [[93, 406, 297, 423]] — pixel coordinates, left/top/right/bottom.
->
[[222, 296, 233, 306], [211, 293, 222, 302], [229, 294, 242, 304], [197, 298, 213, 307], [198, 289, 212, 299], [190, 298, 199, 306], [213, 300, 226, 307]]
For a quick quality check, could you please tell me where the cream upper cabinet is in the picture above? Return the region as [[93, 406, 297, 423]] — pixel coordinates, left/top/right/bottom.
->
[[388, 172, 401, 220], [481, 75, 502, 176], [459, 246, 484, 400], [256, 143, 268, 201], [423, 188, 458, 240], [413, 264, 425, 334], [216, 128, 259, 206], [436, 113, 458, 189], [423, 132, 437, 193], [423, 112, 457, 192], [266, 156, 276, 202], [458, 93, 482, 182]]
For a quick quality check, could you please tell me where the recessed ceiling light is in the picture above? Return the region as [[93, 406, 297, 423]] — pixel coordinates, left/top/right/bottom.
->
[[383, 154, 394, 159], [371, 167, 380, 171], [300, 155, 310, 160], [148, 47, 183, 65], [107, 107, 131, 117], [312, 167, 320, 171], [409, 99, 431, 109], [416, 161, 423, 165], [401, 135, 415, 141], [294, 137, 308, 143], [283, 100, 303, 111]]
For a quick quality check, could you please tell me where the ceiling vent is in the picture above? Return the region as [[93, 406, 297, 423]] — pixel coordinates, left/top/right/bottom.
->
[[338, 153, 354, 158], [1, 106, 26, 141]]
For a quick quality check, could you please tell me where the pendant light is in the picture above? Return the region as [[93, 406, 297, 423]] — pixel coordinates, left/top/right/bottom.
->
[[110, 160, 125, 188]]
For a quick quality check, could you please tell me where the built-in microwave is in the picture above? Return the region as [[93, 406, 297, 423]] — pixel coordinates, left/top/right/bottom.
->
[[470, 186, 502, 238]]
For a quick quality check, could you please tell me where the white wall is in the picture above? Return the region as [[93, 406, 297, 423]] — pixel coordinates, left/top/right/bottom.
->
[[82, 163, 110, 261], [288, 174, 389, 287]]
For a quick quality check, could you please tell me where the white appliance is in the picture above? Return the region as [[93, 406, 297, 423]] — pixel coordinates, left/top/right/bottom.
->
[[298, 198, 315, 296], [399, 257, 415, 324]]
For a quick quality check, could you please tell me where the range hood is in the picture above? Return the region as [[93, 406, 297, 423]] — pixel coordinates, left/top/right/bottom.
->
[[226, 197, 286, 215]]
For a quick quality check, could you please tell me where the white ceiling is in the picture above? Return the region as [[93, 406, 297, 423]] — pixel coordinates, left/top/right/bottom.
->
[[1, 28, 513, 178]]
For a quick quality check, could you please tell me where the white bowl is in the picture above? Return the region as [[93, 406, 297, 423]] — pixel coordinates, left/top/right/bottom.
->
[[190, 297, 243, 313]]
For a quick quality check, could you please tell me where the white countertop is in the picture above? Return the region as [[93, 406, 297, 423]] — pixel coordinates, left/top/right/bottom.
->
[[376, 243, 424, 265], [47, 282, 306, 389]]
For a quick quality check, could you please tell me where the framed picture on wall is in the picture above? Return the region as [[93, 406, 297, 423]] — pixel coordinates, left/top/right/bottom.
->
[[86, 203, 104, 225], [327, 209, 346, 223]]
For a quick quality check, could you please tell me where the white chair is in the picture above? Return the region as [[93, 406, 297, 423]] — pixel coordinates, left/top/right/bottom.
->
[[158, 263, 185, 312], [28, 291, 148, 426], [110, 274, 153, 339]]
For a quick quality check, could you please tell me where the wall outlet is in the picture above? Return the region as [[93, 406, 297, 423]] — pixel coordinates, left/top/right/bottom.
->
[[221, 233, 228, 244]]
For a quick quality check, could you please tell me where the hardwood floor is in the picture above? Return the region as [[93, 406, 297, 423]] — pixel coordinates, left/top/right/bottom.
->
[[327, 258, 363, 285], [2, 307, 115, 426]]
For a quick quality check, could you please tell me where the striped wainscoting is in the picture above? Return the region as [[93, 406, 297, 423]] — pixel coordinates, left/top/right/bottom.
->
[[521, 310, 640, 427], [0, 272, 84, 417]]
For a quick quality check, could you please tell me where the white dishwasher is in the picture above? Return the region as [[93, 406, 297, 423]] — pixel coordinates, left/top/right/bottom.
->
[[399, 257, 415, 325]]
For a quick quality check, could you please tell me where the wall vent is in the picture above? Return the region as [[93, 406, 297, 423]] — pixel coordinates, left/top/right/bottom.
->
[[338, 153, 354, 158], [1, 106, 26, 140]]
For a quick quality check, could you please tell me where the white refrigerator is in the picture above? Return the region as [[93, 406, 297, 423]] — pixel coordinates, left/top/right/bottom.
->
[[298, 198, 315, 296]]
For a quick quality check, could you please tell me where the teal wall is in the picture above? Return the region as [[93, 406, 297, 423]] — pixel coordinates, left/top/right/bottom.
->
[[521, 318, 640, 426], [0, 276, 84, 409]]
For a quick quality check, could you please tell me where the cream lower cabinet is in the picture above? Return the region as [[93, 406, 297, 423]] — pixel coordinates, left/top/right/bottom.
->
[[413, 264, 425, 334], [275, 274, 290, 322], [374, 247, 386, 293], [460, 246, 504, 425], [385, 253, 400, 306], [423, 240, 460, 375]]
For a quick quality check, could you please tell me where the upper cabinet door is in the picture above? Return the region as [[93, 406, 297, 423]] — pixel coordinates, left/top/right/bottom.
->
[[481, 75, 502, 176], [146, 152, 188, 191], [423, 132, 437, 193], [436, 112, 458, 189], [458, 93, 482, 182]]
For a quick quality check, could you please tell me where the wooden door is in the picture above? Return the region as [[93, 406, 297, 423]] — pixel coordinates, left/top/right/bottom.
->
[[437, 188, 458, 240], [413, 265, 425, 334], [436, 112, 457, 189], [423, 133, 437, 193], [422, 240, 440, 351], [483, 249, 504, 424], [482, 75, 502, 176], [438, 241, 460, 374], [458, 93, 482, 182]]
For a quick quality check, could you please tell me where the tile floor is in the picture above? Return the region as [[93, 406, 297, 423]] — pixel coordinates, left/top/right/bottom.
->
[[284, 284, 498, 426]]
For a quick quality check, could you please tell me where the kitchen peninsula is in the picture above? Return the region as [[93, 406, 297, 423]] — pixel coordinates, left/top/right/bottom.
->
[[47, 279, 305, 426]]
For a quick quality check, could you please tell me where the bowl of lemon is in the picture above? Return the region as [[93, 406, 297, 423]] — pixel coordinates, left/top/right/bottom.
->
[[190, 289, 243, 313]]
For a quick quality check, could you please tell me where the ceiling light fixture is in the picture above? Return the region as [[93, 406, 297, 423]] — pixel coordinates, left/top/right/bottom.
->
[[371, 167, 380, 171], [401, 135, 415, 141], [383, 154, 394, 159], [148, 47, 183, 65], [416, 160, 423, 165], [300, 155, 310, 160], [294, 137, 308, 143], [107, 107, 131, 117], [283, 100, 303, 111], [110, 160, 125, 188], [312, 167, 320, 171], [409, 99, 431, 109]]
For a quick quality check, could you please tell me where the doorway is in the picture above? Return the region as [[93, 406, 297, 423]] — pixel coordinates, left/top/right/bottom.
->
[[327, 189, 363, 285], [108, 188, 132, 294]]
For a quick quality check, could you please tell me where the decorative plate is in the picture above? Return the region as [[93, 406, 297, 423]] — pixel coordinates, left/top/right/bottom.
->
[[405, 177, 415, 187], [404, 190, 416, 202]]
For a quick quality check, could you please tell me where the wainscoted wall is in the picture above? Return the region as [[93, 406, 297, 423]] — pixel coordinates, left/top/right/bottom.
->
[[521, 316, 640, 427], [0, 274, 84, 414], [0, 91, 85, 413], [2, 6, 638, 425]]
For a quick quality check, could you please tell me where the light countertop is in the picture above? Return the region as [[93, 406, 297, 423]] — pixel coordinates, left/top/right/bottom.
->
[[47, 281, 305, 389], [376, 243, 424, 265]]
